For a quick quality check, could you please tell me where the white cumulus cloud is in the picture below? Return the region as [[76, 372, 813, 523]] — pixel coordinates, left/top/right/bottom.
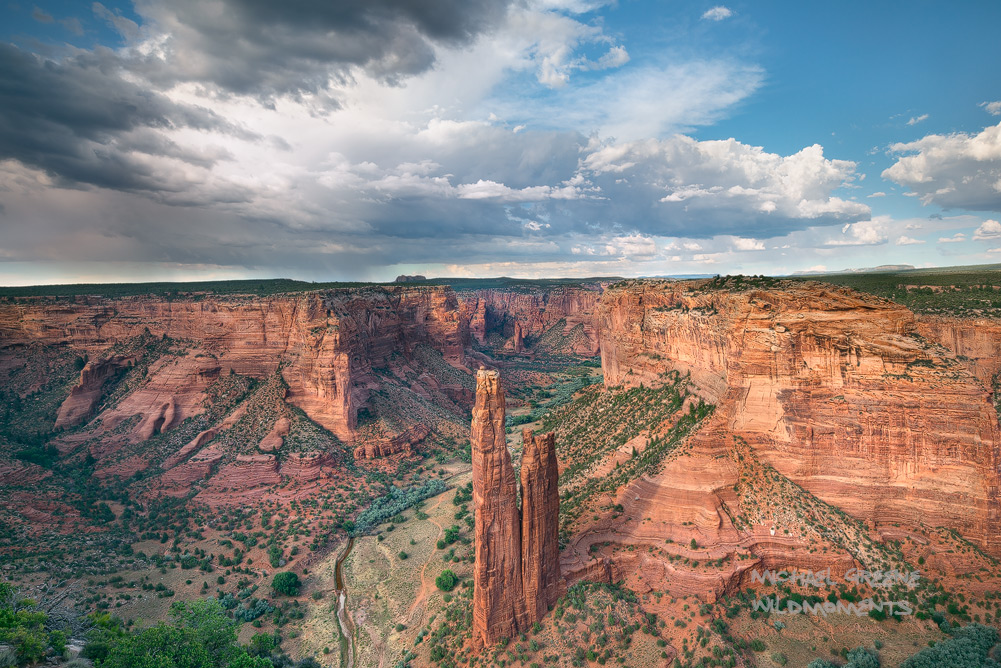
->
[[974, 219, 1001, 240], [733, 237, 765, 251], [825, 219, 887, 246], [702, 6, 733, 21], [882, 122, 1001, 211], [981, 101, 1001, 116]]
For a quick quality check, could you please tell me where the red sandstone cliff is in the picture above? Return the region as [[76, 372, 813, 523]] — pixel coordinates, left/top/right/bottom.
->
[[54, 355, 135, 428], [916, 315, 1001, 384], [520, 429, 561, 621], [0, 286, 469, 441], [597, 279, 1001, 555], [459, 286, 602, 356]]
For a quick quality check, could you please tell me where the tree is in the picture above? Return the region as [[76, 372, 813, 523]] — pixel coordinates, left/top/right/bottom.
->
[[272, 571, 301, 596], [435, 570, 458, 592], [100, 624, 213, 668], [169, 600, 240, 665]]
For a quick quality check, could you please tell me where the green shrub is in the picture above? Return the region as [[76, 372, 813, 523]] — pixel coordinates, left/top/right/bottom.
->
[[435, 570, 458, 592], [271, 572, 300, 596]]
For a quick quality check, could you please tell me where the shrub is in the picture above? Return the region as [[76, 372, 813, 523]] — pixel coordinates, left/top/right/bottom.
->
[[900, 623, 1000, 668], [271, 572, 301, 596], [435, 570, 458, 592]]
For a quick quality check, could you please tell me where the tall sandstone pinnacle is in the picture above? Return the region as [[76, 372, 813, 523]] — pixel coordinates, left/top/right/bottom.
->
[[520, 429, 561, 621], [471, 369, 561, 649], [472, 369, 526, 648]]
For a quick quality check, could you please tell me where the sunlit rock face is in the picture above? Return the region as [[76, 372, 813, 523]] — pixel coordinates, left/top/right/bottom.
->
[[598, 279, 1001, 556]]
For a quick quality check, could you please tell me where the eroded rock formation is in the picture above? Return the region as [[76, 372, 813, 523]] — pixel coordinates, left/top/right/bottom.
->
[[54, 355, 134, 428], [520, 429, 561, 621], [472, 370, 561, 649], [353, 423, 430, 459], [472, 369, 525, 648], [597, 279, 1001, 555]]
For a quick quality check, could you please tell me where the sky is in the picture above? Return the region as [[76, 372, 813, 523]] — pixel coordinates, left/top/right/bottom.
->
[[1, 1, 1000, 284]]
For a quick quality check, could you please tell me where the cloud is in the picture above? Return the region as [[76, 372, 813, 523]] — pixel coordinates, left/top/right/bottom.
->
[[125, 0, 514, 100], [0, 0, 904, 281], [973, 219, 1001, 240], [981, 101, 1001, 116], [733, 237, 765, 251], [824, 219, 887, 246], [504, 59, 763, 140], [882, 122, 1001, 212], [32, 7, 54, 23], [906, 114, 929, 126], [93, 2, 141, 41], [583, 136, 868, 236], [868, 191, 886, 197], [702, 6, 733, 21], [895, 235, 924, 245], [61, 17, 84, 35], [0, 44, 255, 198], [939, 232, 966, 243]]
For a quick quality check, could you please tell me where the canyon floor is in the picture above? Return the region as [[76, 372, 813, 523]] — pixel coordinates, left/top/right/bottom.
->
[[2, 267, 1001, 667]]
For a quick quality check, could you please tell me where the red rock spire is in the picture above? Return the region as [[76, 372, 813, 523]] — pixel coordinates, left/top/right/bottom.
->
[[471, 369, 526, 648], [520, 428, 561, 621]]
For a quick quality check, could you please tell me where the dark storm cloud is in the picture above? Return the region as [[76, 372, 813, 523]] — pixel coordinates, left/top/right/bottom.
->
[[130, 0, 514, 99], [0, 43, 253, 196]]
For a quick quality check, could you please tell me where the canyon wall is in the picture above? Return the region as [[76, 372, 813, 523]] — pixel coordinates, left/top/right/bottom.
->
[[916, 315, 1001, 384], [598, 279, 1001, 555], [459, 286, 602, 355], [471, 370, 561, 649], [0, 286, 468, 441]]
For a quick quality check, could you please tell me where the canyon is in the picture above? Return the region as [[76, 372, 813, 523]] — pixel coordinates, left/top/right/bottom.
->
[[4, 273, 1001, 665]]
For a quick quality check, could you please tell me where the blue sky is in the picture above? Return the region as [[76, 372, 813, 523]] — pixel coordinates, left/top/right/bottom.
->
[[1, 0, 1000, 283]]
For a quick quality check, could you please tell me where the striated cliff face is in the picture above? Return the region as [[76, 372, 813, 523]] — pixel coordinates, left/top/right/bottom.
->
[[916, 315, 1001, 384], [0, 286, 468, 441], [598, 279, 1001, 555], [459, 286, 602, 356], [471, 369, 525, 648], [520, 429, 561, 622], [471, 370, 562, 648]]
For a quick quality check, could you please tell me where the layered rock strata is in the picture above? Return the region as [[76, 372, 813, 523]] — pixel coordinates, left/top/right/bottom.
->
[[0, 286, 469, 441], [353, 423, 430, 459], [598, 279, 1001, 555], [472, 370, 560, 649]]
